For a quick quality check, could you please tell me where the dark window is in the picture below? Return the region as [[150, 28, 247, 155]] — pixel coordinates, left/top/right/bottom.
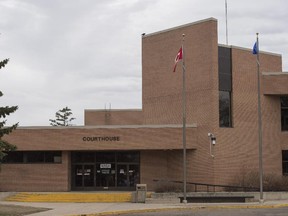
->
[[282, 150, 288, 175], [3, 151, 62, 164], [219, 46, 232, 128], [26, 151, 45, 163], [72, 152, 82, 163], [82, 152, 95, 163], [45, 151, 62, 163], [219, 90, 232, 127], [218, 47, 232, 91], [117, 152, 140, 163], [2, 151, 24, 163], [281, 97, 288, 131], [96, 152, 115, 162], [72, 152, 95, 163]]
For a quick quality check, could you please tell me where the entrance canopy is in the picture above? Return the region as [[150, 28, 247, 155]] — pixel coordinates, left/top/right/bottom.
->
[[5, 124, 198, 151]]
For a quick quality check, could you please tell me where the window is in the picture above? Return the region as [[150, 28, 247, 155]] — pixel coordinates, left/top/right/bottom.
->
[[72, 152, 95, 163], [218, 47, 232, 91], [2, 151, 24, 163], [96, 152, 115, 163], [218, 46, 232, 128], [117, 152, 140, 163], [26, 151, 45, 163], [281, 97, 288, 131], [3, 151, 62, 164], [282, 150, 288, 175], [45, 151, 62, 163], [219, 90, 232, 127]]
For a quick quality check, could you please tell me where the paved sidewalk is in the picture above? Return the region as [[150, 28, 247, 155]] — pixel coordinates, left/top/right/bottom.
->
[[1, 200, 288, 216]]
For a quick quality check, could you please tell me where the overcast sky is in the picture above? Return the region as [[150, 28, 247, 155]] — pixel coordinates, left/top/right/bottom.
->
[[0, 0, 287, 126]]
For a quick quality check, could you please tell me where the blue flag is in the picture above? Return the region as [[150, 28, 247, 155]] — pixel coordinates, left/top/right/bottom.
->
[[253, 42, 258, 54]]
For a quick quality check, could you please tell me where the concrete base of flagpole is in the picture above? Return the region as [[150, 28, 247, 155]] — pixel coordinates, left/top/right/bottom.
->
[[259, 199, 264, 204], [182, 199, 187, 204]]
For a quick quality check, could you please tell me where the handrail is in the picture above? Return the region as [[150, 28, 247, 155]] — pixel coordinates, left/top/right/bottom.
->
[[153, 179, 259, 192]]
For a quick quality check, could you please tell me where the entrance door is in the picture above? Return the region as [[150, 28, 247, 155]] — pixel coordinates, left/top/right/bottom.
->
[[96, 163, 116, 188], [117, 164, 139, 187], [71, 151, 140, 190], [74, 165, 95, 188]]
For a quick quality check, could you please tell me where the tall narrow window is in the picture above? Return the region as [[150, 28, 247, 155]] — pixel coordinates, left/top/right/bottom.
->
[[219, 90, 232, 127], [281, 97, 288, 131], [218, 46, 232, 127], [282, 150, 288, 175]]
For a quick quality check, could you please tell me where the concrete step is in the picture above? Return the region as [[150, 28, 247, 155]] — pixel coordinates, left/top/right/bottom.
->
[[145, 197, 180, 204]]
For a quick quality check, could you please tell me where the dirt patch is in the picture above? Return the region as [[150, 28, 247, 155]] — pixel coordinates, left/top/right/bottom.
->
[[0, 204, 50, 216]]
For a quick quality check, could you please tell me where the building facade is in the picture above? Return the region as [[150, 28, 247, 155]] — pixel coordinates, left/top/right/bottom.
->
[[1, 18, 288, 192]]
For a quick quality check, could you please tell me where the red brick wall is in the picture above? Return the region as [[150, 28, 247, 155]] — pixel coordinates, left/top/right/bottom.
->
[[141, 18, 219, 186], [85, 109, 143, 126], [213, 47, 284, 185], [0, 151, 70, 192], [262, 73, 288, 95], [141, 150, 168, 191], [142, 18, 218, 128], [4, 126, 197, 151]]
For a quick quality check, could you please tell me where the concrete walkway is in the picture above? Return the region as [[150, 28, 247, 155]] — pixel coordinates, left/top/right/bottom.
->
[[1, 199, 288, 216]]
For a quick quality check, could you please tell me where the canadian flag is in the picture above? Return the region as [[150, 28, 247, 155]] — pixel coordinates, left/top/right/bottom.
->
[[173, 47, 183, 72]]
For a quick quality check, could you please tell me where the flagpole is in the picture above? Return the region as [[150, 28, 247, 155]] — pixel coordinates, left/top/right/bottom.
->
[[225, 0, 228, 45], [256, 32, 264, 203], [182, 33, 187, 204]]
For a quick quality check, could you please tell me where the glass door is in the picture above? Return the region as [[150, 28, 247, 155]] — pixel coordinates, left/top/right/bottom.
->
[[75, 165, 83, 187], [83, 165, 94, 187], [128, 164, 139, 187], [96, 163, 116, 188], [117, 164, 139, 187], [117, 164, 128, 187], [73, 165, 95, 188], [71, 151, 140, 190]]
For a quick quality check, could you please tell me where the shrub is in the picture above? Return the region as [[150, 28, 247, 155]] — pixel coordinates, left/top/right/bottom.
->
[[154, 180, 182, 193], [232, 171, 288, 191]]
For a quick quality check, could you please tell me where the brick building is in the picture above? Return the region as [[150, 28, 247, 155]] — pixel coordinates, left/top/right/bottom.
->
[[1, 18, 288, 192]]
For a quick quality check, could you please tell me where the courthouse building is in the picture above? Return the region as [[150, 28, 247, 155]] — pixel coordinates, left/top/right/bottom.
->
[[1, 18, 288, 192]]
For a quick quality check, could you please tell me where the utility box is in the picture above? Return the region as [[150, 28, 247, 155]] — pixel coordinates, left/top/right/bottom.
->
[[136, 184, 147, 203]]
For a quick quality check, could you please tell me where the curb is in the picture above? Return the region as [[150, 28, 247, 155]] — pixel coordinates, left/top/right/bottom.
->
[[70, 203, 288, 216]]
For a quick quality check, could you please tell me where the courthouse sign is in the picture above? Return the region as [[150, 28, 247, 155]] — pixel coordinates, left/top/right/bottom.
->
[[82, 136, 120, 142]]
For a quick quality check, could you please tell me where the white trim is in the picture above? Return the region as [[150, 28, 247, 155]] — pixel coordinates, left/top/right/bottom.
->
[[218, 44, 281, 57], [85, 109, 142, 112], [262, 72, 288, 76], [16, 124, 197, 130], [143, 18, 217, 38]]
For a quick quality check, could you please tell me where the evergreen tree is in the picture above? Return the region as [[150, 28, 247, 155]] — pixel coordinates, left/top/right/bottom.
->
[[49, 106, 76, 126], [0, 59, 18, 163]]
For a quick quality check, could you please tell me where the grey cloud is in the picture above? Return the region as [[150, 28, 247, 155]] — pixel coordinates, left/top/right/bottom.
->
[[1, 0, 288, 126]]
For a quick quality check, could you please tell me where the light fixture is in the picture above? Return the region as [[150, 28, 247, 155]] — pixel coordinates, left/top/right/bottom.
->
[[208, 133, 216, 157]]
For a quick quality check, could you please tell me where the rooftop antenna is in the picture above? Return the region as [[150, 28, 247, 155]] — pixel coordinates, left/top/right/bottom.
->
[[105, 103, 111, 117], [225, 0, 228, 45]]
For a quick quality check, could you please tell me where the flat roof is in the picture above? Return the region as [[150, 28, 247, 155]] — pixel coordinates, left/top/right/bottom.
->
[[16, 124, 197, 130], [143, 17, 217, 38], [85, 109, 142, 112], [218, 44, 281, 57], [262, 72, 288, 76]]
